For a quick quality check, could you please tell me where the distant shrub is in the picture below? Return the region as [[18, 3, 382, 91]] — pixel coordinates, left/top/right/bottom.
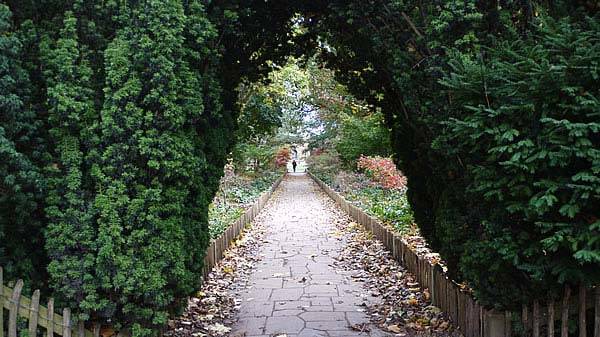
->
[[357, 155, 406, 190], [306, 149, 343, 185], [335, 112, 391, 165], [275, 147, 291, 167]]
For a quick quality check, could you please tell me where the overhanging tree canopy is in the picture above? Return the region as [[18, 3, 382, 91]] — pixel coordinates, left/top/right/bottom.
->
[[0, 0, 598, 335]]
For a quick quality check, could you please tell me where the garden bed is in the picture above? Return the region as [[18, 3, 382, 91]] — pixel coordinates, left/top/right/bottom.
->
[[307, 154, 446, 270], [208, 169, 283, 240]]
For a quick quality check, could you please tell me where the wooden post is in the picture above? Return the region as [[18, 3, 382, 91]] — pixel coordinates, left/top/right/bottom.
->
[[450, 285, 458, 324], [594, 288, 599, 337], [533, 300, 540, 337], [392, 236, 399, 260], [8, 279, 24, 337], [561, 286, 571, 337], [466, 298, 473, 337], [505, 311, 512, 337], [47, 298, 55, 337], [78, 320, 85, 337], [93, 324, 100, 337], [28, 289, 41, 337], [522, 304, 529, 336], [63, 308, 71, 337], [476, 302, 483, 337], [579, 286, 586, 337], [484, 310, 506, 337], [0, 267, 4, 337], [458, 293, 466, 333], [429, 264, 436, 305], [548, 299, 555, 337]]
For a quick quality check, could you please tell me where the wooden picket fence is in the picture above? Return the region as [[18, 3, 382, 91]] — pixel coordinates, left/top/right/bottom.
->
[[0, 267, 97, 337], [508, 287, 599, 337], [202, 173, 285, 278], [308, 171, 600, 337]]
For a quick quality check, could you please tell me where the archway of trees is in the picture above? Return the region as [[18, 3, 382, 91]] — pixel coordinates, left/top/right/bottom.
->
[[1, 1, 598, 336]]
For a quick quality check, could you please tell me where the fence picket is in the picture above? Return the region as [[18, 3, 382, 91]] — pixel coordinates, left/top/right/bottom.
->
[[466, 298, 473, 337], [0, 267, 3, 337], [48, 298, 55, 337], [579, 286, 587, 337], [393, 236, 400, 260], [28, 289, 41, 337], [474, 301, 480, 337], [548, 299, 554, 337], [458, 292, 466, 332], [533, 300, 540, 337], [429, 264, 436, 304], [561, 286, 571, 337], [594, 288, 599, 337], [8, 279, 24, 337], [450, 285, 459, 324], [505, 311, 512, 337], [78, 320, 86, 337], [522, 304, 529, 336], [63, 308, 71, 337]]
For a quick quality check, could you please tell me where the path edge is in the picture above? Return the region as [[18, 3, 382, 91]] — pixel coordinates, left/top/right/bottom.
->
[[202, 173, 286, 279], [307, 171, 508, 337]]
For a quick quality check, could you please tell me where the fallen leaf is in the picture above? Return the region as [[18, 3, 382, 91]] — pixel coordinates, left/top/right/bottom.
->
[[407, 297, 419, 306], [350, 323, 370, 332], [387, 324, 402, 333], [207, 323, 231, 335]]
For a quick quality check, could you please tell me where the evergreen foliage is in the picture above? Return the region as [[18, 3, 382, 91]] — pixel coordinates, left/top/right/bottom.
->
[[1, 1, 247, 334], [0, 0, 598, 334], [0, 3, 47, 286], [90, 2, 219, 330], [438, 17, 600, 303], [42, 11, 99, 316], [309, 0, 600, 308], [336, 112, 391, 165]]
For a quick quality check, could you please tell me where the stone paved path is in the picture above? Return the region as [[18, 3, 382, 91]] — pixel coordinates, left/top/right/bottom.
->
[[231, 173, 393, 337]]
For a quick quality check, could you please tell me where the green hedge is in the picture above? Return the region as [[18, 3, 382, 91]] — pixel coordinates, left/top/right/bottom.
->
[[0, 4, 48, 288], [438, 17, 600, 303], [2, 1, 598, 334], [313, 1, 600, 309], [0, 1, 296, 335], [0, 2, 233, 334]]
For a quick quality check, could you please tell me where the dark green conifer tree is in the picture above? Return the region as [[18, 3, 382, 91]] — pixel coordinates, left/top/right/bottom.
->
[[91, 1, 225, 333], [0, 3, 47, 285], [42, 11, 101, 319]]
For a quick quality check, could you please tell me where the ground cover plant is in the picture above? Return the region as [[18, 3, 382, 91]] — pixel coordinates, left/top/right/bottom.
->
[[208, 166, 281, 239]]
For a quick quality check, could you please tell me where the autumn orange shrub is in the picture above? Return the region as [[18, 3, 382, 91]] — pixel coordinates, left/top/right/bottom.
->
[[275, 147, 291, 167], [357, 155, 406, 190]]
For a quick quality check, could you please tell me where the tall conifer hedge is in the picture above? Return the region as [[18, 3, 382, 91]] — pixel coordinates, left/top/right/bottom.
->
[[312, 0, 600, 309], [1, 0, 300, 334], [1, 0, 598, 335]]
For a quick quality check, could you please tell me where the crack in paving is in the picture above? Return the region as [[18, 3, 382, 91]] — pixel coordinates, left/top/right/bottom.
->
[[231, 173, 393, 337]]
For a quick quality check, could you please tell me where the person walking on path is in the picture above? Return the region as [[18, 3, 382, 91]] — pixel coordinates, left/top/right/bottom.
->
[[292, 159, 297, 172]]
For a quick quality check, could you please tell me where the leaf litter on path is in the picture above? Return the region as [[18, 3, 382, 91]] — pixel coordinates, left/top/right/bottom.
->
[[326, 200, 462, 337], [165, 214, 268, 337]]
